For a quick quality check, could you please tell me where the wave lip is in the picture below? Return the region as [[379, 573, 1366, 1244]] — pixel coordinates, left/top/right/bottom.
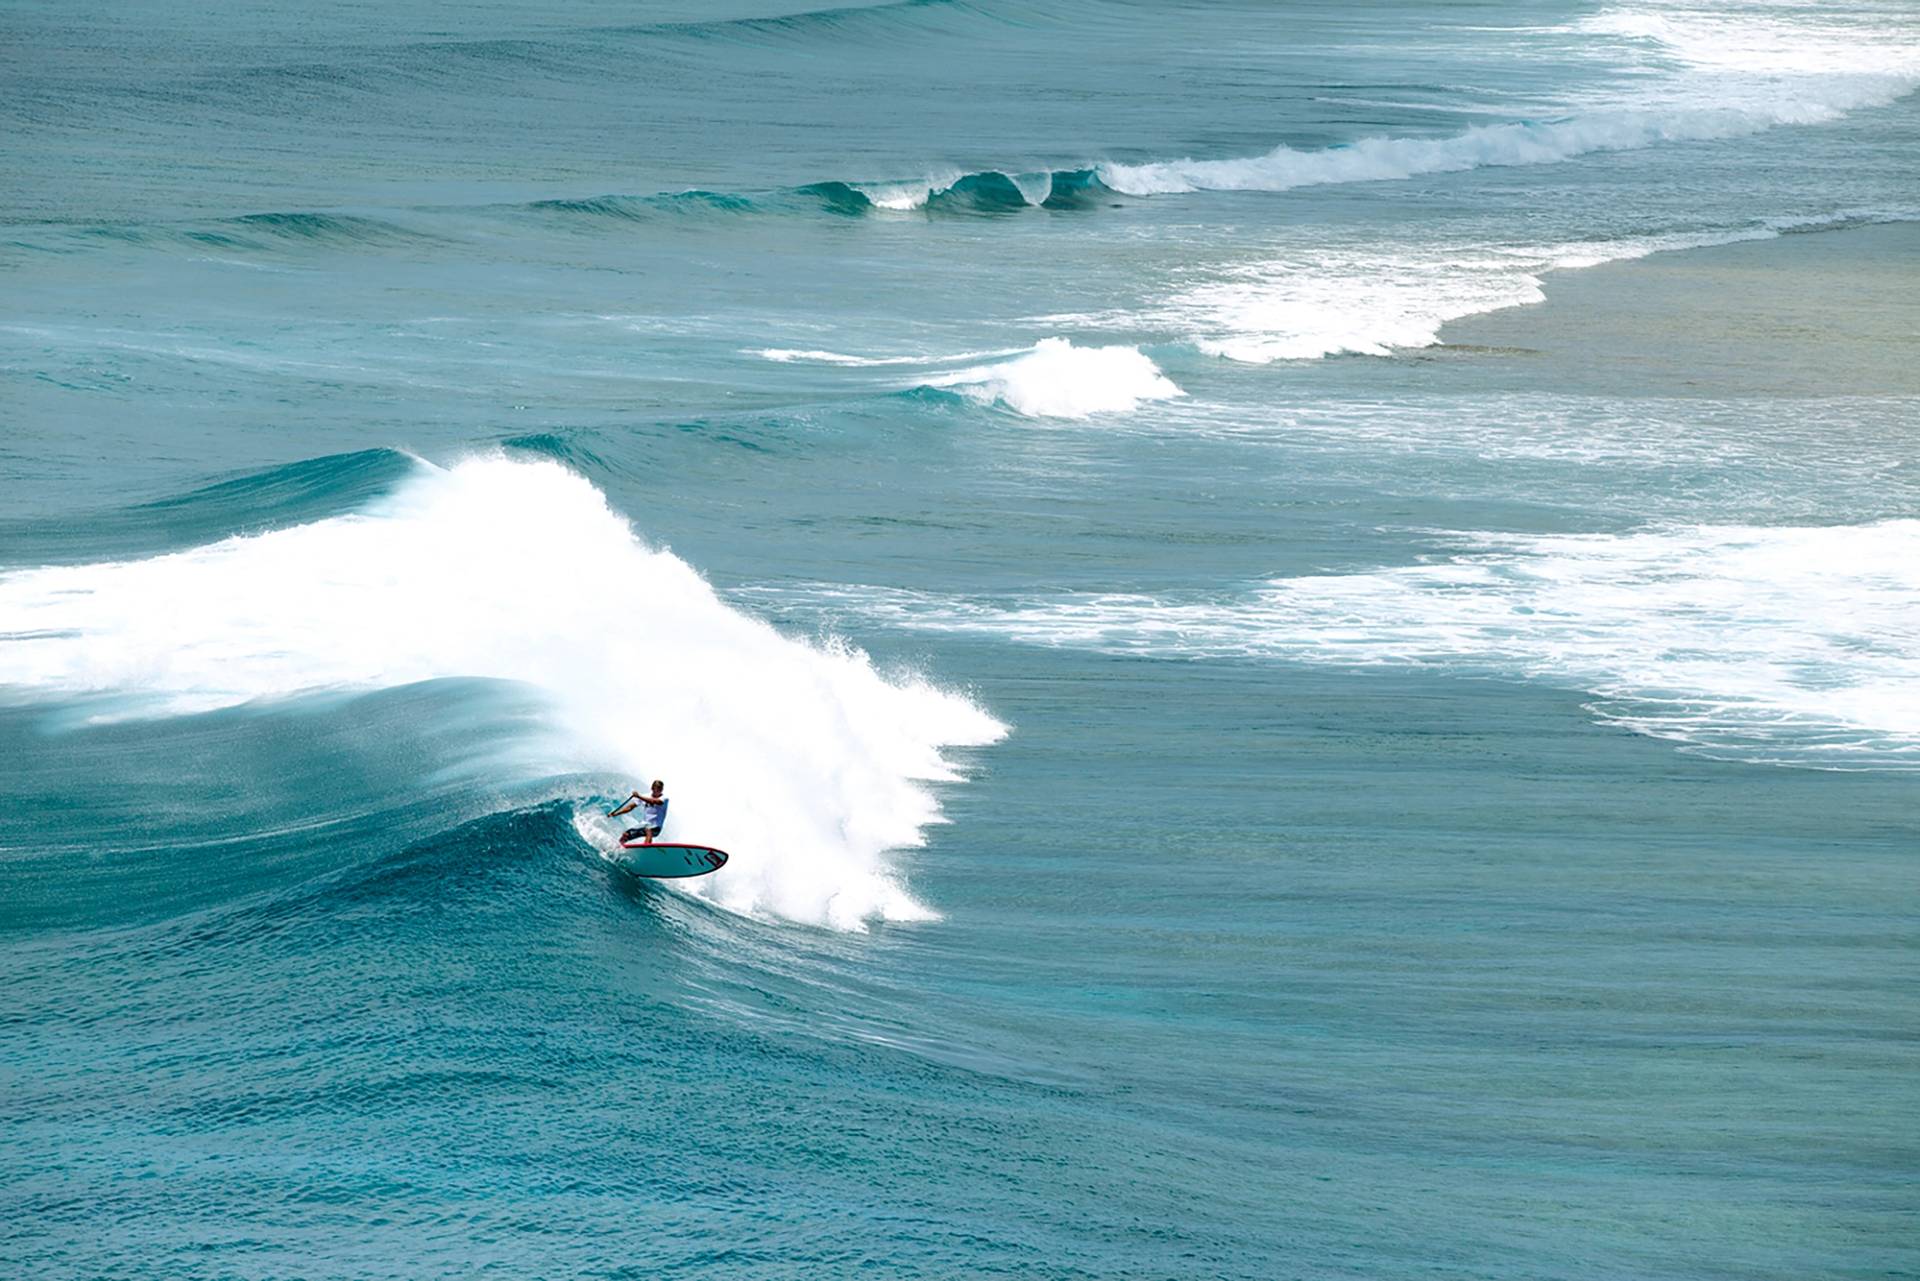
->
[[918, 339, 1184, 418], [850, 167, 1112, 213], [0, 456, 1006, 930]]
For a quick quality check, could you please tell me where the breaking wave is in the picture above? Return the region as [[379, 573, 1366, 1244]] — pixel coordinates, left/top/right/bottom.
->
[[916, 339, 1184, 418], [0, 455, 1007, 930]]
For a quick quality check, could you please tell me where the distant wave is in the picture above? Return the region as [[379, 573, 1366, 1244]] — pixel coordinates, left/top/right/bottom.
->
[[741, 338, 1185, 419], [20, 0, 1913, 258], [844, 167, 1111, 213], [11, 210, 449, 258], [1097, 105, 1872, 198], [516, 168, 1114, 225], [19, 83, 1898, 260], [0, 456, 1007, 930], [527, 190, 758, 221], [751, 519, 1920, 772], [30, 0, 995, 123], [216, 211, 444, 245], [624, 0, 981, 45], [751, 338, 1184, 418], [916, 339, 1184, 418], [2, 167, 1115, 259], [22, 17, 1914, 259], [1103, 1, 1920, 197]]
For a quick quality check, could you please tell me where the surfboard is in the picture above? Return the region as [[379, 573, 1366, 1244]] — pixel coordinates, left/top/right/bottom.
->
[[615, 841, 729, 879]]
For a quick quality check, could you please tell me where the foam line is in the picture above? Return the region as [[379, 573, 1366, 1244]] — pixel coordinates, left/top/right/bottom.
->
[[1129, 209, 1917, 363], [1102, 2, 1920, 198], [758, 521, 1920, 771]]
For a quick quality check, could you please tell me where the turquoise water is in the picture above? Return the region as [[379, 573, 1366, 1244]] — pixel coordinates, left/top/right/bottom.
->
[[4, 2, 1918, 1276]]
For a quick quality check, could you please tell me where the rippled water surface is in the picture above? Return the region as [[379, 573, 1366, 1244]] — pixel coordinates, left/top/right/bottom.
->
[[4, 1, 1918, 1277]]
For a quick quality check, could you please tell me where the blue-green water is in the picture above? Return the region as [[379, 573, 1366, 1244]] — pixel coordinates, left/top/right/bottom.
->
[[4, 2, 1918, 1277]]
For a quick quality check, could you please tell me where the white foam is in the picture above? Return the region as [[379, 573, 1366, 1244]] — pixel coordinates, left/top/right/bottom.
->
[[1081, 0, 1920, 364], [920, 338, 1184, 418], [1102, 3, 1920, 199], [1125, 211, 1912, 364], [769, 521, 1920, 770], [852, 185, 933, 212], [1578, 2, 1920, 87], [1009, 171, 1056, 206], [1102, 109, 1744, 198], [850, 169, 1057, 212], [0, 457, 1007, 929], [1157, 246, 1550, 362], [849, 169, 966, 212]]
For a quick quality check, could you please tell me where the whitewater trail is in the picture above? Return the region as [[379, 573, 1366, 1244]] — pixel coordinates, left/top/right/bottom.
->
[[0, 455, 1006, 930], [750, 520, 1920, 772]]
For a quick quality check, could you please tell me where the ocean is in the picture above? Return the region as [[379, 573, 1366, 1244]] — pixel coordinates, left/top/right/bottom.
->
[[3, 2, 1917, 1276]]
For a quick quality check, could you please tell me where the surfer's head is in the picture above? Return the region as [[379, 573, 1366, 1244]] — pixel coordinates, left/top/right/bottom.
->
[[650, 779, 664, 795]]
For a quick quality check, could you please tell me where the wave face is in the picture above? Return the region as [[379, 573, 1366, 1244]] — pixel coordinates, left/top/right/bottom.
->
[[753, 519, 1920, 772], [0, 456, 1005, 930], [847, 167, 1111, 212], [507, 167, 1112, 226]]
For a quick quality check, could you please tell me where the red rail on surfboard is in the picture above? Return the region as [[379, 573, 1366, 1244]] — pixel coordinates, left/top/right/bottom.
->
[[615, 842, 729, 878]]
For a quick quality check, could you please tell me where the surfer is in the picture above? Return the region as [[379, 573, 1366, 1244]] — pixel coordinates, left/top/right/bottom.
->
[[609, 781, 668, 846]]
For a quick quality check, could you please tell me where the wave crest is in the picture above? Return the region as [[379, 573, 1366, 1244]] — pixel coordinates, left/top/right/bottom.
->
[[919, 339, 1184, 418]]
